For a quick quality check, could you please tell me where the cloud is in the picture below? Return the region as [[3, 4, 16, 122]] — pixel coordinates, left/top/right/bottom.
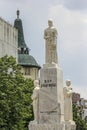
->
[[58, 0, 87, 10], [73, 85, 87, 99]]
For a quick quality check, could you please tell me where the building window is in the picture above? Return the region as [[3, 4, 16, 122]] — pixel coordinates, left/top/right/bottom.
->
[[7, 27, 9, 42], [24, 67, 30, 75]]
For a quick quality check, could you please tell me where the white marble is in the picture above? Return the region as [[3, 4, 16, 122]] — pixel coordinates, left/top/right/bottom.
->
[[29, 20, 76, 130], [63, 80, 73, 122], [31, 80, 40, 123], [44, 19, 58, 64], [0, 18, 18, 61], [64, 121, 76, 130], [29, 123, 62, 130], [39, 65, 64, 124]]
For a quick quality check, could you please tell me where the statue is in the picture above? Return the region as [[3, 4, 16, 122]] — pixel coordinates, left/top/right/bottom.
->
[[44, 19, 58, 64], [63, 80, 73, 122], [31, 80, 40, 124]]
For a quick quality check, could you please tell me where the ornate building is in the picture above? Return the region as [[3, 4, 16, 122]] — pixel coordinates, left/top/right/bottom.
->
[[14, 10, 41, 80]]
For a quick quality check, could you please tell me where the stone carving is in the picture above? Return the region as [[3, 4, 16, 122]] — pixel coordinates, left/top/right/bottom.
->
[[63, 80, 73, 122], [44, 19, 58, 64], [31, 80, 40, 124], [65, 121, 76, 130], [38, 65, 65, 125], [29, 19, 76, 130]]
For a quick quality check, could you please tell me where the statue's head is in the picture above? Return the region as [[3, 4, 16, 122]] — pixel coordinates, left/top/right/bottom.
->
[[48, 19, 53, 27], [66, 80, 71, 87]]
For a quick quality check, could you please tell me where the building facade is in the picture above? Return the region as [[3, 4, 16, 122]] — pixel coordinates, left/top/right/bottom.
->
[[0, 17, 18, 60], [82, 100, 87, 121], [72, 92, 80, 103]]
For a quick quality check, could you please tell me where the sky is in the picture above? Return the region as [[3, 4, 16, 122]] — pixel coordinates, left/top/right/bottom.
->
[[0, 0, 87, 99]]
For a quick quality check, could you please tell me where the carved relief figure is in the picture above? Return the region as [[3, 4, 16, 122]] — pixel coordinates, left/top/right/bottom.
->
[[31, 80, 40, 123], [44, 19, 58, 64], [63, 80, 73, 122]]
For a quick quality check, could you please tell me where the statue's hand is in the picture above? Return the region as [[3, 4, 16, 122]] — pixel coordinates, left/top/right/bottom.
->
[[67, 92, 71, 97]]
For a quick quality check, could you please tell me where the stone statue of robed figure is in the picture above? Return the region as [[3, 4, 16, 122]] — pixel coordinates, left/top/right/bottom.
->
[[31, 80, 40, 124], [63, 80, 73, 122], [44, 19, 58, 64]]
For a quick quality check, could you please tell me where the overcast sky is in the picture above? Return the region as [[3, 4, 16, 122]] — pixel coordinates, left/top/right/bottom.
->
[[0, 0, 87, 99]]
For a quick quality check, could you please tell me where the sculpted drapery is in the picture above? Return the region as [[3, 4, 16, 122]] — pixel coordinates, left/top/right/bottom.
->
[[63, 80, 73, 122], [44, 19, 58, 64], [31, 80, 40, 123]]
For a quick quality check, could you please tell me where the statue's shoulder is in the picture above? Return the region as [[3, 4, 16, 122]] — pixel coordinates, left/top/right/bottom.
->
[[44, 27, 50, 31], [52, 27, 57, 31], [35, 86, 40, 90], [63, 87, 67, 89], [44, 27, 57, 34], [50, 27, 57, 34], [51, 26, 56, 29]]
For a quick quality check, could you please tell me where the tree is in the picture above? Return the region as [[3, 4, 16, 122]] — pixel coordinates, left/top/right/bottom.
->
[[73, 104, 87, 130], [0, 56, 34, 130]]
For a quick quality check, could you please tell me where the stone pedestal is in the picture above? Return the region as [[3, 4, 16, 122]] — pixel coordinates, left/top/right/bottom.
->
[[39, 63, 64, 124]]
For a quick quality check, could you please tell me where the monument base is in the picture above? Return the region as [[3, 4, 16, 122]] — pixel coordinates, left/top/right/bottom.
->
[[28, 122, 65, 130], [28, 121, 76, 130], [64, 121, 76, 130]]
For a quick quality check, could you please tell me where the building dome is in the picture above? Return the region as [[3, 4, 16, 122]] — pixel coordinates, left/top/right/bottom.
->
[[18, 54, 41, 69]]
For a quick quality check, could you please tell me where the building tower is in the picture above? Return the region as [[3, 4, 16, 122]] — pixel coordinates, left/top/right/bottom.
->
[[14, 10, 41, 80]]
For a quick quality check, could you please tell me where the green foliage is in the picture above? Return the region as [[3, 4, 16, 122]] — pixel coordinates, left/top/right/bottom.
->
[[0, 55, 34, 130], [73, 104, 87, 130]]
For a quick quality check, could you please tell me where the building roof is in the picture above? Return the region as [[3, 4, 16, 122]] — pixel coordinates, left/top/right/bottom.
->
[[18, 54, 41, 69], [14, 19, 27, 48], [14, 10, 27, 48], [14, 10, 41, 69]]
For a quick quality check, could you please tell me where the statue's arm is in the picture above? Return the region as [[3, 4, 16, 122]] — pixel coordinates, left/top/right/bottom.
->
[[54, 28, 58, 37], [44, 29, 50, 39], [67, 89, 72, 97], [31, 90, 38, 100]]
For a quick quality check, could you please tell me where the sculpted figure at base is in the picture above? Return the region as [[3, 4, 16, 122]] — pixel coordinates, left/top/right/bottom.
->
[[44, 19, 58, 64], [31, 80, 40, 124], [63, 80, 73, 122]]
